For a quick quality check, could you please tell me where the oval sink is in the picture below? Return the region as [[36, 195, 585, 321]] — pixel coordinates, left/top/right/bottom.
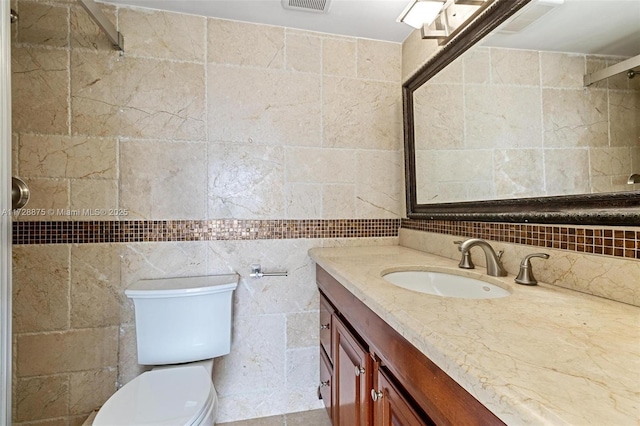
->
[[382, 270, 510, 299]]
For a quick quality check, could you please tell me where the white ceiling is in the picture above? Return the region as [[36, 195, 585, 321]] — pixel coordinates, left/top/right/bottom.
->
[[103, 0, 640, 55], [484, 0, 640, 57], [102, 0, 414, 43]]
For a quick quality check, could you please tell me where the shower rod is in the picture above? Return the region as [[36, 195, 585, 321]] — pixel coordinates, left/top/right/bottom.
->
[[77, 0, 124, 52]]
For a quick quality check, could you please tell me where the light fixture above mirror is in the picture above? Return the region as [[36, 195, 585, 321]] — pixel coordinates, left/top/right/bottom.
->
[[397, 0, 446, 29], [398, 0, 494, 44]]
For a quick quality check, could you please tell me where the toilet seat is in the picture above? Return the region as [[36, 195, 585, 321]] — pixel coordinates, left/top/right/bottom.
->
[[93, 366, 215, 426]]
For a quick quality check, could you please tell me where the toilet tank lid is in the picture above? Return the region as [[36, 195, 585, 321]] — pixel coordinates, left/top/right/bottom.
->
[[125, 274, 239, 298]]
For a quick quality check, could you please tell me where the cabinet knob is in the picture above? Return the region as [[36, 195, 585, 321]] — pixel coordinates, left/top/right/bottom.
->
[[354, 366, 365, 376], [320, 380, 330, 387], [320, 323, 330, 330], [371, 389, 383, 401]]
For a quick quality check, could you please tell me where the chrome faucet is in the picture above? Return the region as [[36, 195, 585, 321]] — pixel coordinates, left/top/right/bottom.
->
[[454, 238, 508, 277], [515, 253, 549, 285]]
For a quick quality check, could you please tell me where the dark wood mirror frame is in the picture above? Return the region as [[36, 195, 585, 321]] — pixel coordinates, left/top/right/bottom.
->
[[403, 0, 640, 225]]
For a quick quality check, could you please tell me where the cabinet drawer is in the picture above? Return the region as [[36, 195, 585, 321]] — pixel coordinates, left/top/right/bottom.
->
[[319, 348, 333, 420], [320, 292, 334, 362]]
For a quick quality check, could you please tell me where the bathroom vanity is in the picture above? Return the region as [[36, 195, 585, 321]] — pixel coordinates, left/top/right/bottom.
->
[[310, 246, 640, 425], [318, 265, 502, 425]]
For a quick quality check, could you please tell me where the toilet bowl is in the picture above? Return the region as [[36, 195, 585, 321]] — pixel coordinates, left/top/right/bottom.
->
[[93, 365, 216, 426], [92, 274, 239, 426]]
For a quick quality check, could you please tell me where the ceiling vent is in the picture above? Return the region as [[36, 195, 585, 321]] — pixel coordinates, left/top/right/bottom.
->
[[281, 0, 332, 13], [497, 0, 563, 34]]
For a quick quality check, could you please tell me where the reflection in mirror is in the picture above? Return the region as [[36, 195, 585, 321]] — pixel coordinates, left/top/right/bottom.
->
[[404, 0, 640, 224], [414, 45, 640, 204]]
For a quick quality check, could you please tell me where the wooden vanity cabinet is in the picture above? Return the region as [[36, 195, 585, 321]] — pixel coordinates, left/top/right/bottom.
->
[[372, 361, 432, 426], [317, 265, 505, 426], [333, 316, 372, 425]]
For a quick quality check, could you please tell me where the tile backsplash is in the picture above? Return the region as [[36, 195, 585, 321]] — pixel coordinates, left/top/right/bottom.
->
[[10, 1, 403, 424]]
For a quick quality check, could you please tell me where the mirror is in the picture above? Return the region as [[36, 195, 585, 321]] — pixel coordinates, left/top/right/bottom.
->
[[403, 0, 640, 225]]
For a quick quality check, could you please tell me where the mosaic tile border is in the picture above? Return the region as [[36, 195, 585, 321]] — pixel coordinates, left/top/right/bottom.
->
[[12, 219, 401, 245], [12, 218, 640, 261], [401, 219, 640, 260]]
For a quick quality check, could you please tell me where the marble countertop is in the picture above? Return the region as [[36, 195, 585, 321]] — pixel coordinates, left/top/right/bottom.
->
[[309, 245, 640, 425]]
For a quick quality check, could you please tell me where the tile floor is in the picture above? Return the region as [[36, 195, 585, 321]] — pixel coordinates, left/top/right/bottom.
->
[[218, 409, 331, 426]]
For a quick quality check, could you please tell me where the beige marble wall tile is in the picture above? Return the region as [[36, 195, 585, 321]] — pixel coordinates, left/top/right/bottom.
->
[[69, 179, 119, 219], [286, 347, 320, 411], [322, 38, 356, 77], [323, 76, 401, 150], [70, 3, 116, 51], [544, 148, 590, 195], [463, 47, 490, 84], [286, 347, 319, 390], [355, 150, 402, 218], [12, 47, 69, 135], [71, 51, 206, 140], [585, 57, 608, 90], [14, 375, 69, 422], [465, 180, 495, 201], [357, 39, 401, 82], [285, 147, 356, 184], [609, 90, 639, 147], [633, 146, 640, 172], [119, 7, 205, 62], [413, 83, 464, 150], [589, 147, 632, 179], [12, 133, 19, 173], [491, 48, 540, 86], [12, 245, 70, 333], [415, 149, 439, 204], [320, 237, 398, 248], [69, 368, 117, 415], [540, 52, 585, 88], [429, 57, 462, 85], [207, 65, 321, 146], [18, 135, 117, 179], [214, 314, 288, 422], [433, 149, 493, 183], [494, 149, 545, 198], [14, 419, 71, 426], [285, 30, 321, 73], [117, 324, 149, 386], [208, 19, 284, 68], [120, 140, 207, 219], [13, 178, 69, 221], [285, 183, 322, 219], [17, 1, 69, 47], [70, 244, 122, 328], [543, 88, 609, 148], [17, 327, 119, 377], [401, 28, 441, 83], [322, 184, 355, 218], [207, 239, 319, 318], [286, 312, 319, 349], [208, 143, 285, 219], [465, 85, 541, 149]]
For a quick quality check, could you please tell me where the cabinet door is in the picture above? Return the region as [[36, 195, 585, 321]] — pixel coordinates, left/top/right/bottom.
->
[[372, 363, 432, 426], [334, 315, 372, 426]]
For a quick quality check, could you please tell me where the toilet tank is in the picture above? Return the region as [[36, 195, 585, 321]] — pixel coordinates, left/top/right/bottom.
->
[[125, 274, 239, 365]]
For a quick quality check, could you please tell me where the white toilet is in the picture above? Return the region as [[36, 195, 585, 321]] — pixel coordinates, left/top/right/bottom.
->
[[93, 274, 239, 426]]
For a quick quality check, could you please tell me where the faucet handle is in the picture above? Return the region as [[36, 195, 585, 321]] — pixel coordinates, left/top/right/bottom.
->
[[453, 240, 463, 251], [496, 250, 504, 260], [515, 253, 550, 286]]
